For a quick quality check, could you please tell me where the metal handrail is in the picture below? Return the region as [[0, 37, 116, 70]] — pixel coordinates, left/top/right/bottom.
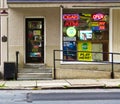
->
[[16, 51, 19, 80], [53, 50, 120, 79]]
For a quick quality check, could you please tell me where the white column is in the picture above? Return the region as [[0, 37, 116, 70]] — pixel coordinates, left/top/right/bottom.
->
[[4, 0, 8, 8], [0, 0, 8, 8], [1, 14, 8, 74], [0, 0, 3, 8]]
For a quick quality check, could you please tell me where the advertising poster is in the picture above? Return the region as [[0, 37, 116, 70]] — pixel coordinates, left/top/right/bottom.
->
[[79, 30, 92, 40], [33, 30, 41, 35], [77, 42, 92, 61], [63, 41, 76, 60]]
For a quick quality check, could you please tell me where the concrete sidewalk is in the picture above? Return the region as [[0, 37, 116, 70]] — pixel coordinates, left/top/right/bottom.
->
[[0, 79, 120, 90]]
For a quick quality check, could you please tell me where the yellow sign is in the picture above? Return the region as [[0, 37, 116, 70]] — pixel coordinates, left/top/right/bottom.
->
[[91, 22, 99, 26], [33, 30, 41, 35], [77, 42, 92, 61]]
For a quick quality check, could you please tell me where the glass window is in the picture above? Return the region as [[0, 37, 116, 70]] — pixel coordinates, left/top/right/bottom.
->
[[62, 9, 109, 62]]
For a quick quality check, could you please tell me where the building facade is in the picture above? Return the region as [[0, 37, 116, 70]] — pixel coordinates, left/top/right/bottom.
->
[[1, 0, 120, 79], [0, 0, 8, 76]]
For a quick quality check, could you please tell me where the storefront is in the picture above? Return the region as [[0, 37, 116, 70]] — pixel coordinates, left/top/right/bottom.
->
[[1, 0, 120, 79], [62, 9, 109, 62]]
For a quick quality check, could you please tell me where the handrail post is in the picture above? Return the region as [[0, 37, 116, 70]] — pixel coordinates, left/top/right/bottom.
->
[[53, 50, 56, 79], [111, 53, 114, 79], [16, 51, 19, 80]]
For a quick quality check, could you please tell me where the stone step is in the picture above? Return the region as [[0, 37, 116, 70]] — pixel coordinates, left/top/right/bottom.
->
[[17, 78, 53, 80], [17, 64, 53, 80], [18, 68, 52, 73], [23, 64, 45, 69], [17, 73, 52, 80]]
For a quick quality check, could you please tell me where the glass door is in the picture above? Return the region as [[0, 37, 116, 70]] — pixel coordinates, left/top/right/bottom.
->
[[26, 18, 44, 63]]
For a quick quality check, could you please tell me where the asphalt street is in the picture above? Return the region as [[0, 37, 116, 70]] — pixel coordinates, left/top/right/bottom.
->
[[1, 89, 120, 104], [28, 92, 120, 101]]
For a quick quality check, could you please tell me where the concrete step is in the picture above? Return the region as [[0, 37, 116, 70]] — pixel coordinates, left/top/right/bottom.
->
[[18, 68, 52, 73], [17, 78, 53, 80], [17, 65, 53, 80], [17, 73, 52, 80], [23, 64, 45, 69]]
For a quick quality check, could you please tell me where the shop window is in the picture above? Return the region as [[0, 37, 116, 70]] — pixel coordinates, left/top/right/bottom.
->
[[62, 9, 109, 62]]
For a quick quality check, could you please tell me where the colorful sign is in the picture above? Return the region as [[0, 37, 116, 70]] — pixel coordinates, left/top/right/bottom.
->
[[91, 21, 106, 31], [91, 22, 99, 26], [79, 30, 92, 40], [63, 41, 76, 60], [66, 27, 77, 37], [77, 42, 92, 61], [33, 30, 41, 35], [64, 37, 76, 41], [64, 20, 79, 27], [63, 14, 80, 20], [92, 13, 104, 21], [82, 13, 91, 17]]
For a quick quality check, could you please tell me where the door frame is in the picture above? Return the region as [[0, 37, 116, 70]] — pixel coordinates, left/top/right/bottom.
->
[[24, 16, 46, 64]]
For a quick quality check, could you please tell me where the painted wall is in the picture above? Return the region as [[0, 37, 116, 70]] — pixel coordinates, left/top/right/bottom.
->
[[0, 0, 8, 76], [112, 9, 120, 62]]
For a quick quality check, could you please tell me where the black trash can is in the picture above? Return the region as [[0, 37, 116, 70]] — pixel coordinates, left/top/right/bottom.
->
[[4, 62, 16, 80]]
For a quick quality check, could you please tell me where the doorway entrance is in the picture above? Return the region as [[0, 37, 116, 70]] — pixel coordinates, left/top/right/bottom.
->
[[25, 18, 44, 63]]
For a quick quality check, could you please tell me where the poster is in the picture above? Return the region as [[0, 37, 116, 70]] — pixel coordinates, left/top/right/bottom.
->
[[63, 41, 76, 60], [33, 30, 41, 35], [79, 30, 92, 40], [77, 42, 92, 61]]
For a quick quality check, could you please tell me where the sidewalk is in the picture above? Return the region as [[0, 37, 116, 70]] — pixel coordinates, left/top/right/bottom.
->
[[0, 79, 120, 90]]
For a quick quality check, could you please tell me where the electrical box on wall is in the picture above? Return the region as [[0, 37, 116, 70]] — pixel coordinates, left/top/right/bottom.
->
[[2, 35, 7, 42]]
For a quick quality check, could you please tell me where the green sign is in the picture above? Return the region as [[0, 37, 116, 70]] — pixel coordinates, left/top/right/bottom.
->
[[77, 42, 92, 61], [66, 27, 76, 37], [82, 43, 88, 50]]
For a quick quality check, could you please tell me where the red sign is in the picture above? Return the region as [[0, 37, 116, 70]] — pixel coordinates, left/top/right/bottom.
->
[[99, 21, 105, 30], [99, 26, 105, 30], [92, 13, 104, 21], [91, 21, 106, 31], [64, 20, 79, 27], [63, 14, 80, 20], [99, 21, 105, 25]]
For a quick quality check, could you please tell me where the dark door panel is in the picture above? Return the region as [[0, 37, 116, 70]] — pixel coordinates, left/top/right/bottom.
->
[[26, 18, 44, 63]]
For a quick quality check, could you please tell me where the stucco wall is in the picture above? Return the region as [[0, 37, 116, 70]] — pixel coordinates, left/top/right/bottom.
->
[[8, 7, 60, 67], [112, 9, 120, 62]]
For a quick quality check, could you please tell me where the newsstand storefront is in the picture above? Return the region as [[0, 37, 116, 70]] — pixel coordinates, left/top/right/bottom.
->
[[62, 9, 109, 62], [4, 0, 120, 79], [59, 7, 111, 79]]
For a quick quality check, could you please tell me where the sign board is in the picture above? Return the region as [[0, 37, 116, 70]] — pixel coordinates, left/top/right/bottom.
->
[[66, 27, 77, 37], [77, 42, 92, 61]]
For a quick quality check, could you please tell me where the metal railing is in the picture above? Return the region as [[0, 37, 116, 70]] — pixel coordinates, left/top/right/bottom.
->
[[53, 50, 120, 79], [15, 51, 19, 80]]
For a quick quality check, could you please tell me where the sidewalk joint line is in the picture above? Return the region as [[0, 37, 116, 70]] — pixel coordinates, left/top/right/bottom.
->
[[64, 79, 72, 86]]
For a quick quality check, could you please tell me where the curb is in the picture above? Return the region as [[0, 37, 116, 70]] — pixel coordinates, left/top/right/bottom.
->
[[0, 85, 119, 90], [40, 86, 119, 90]]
